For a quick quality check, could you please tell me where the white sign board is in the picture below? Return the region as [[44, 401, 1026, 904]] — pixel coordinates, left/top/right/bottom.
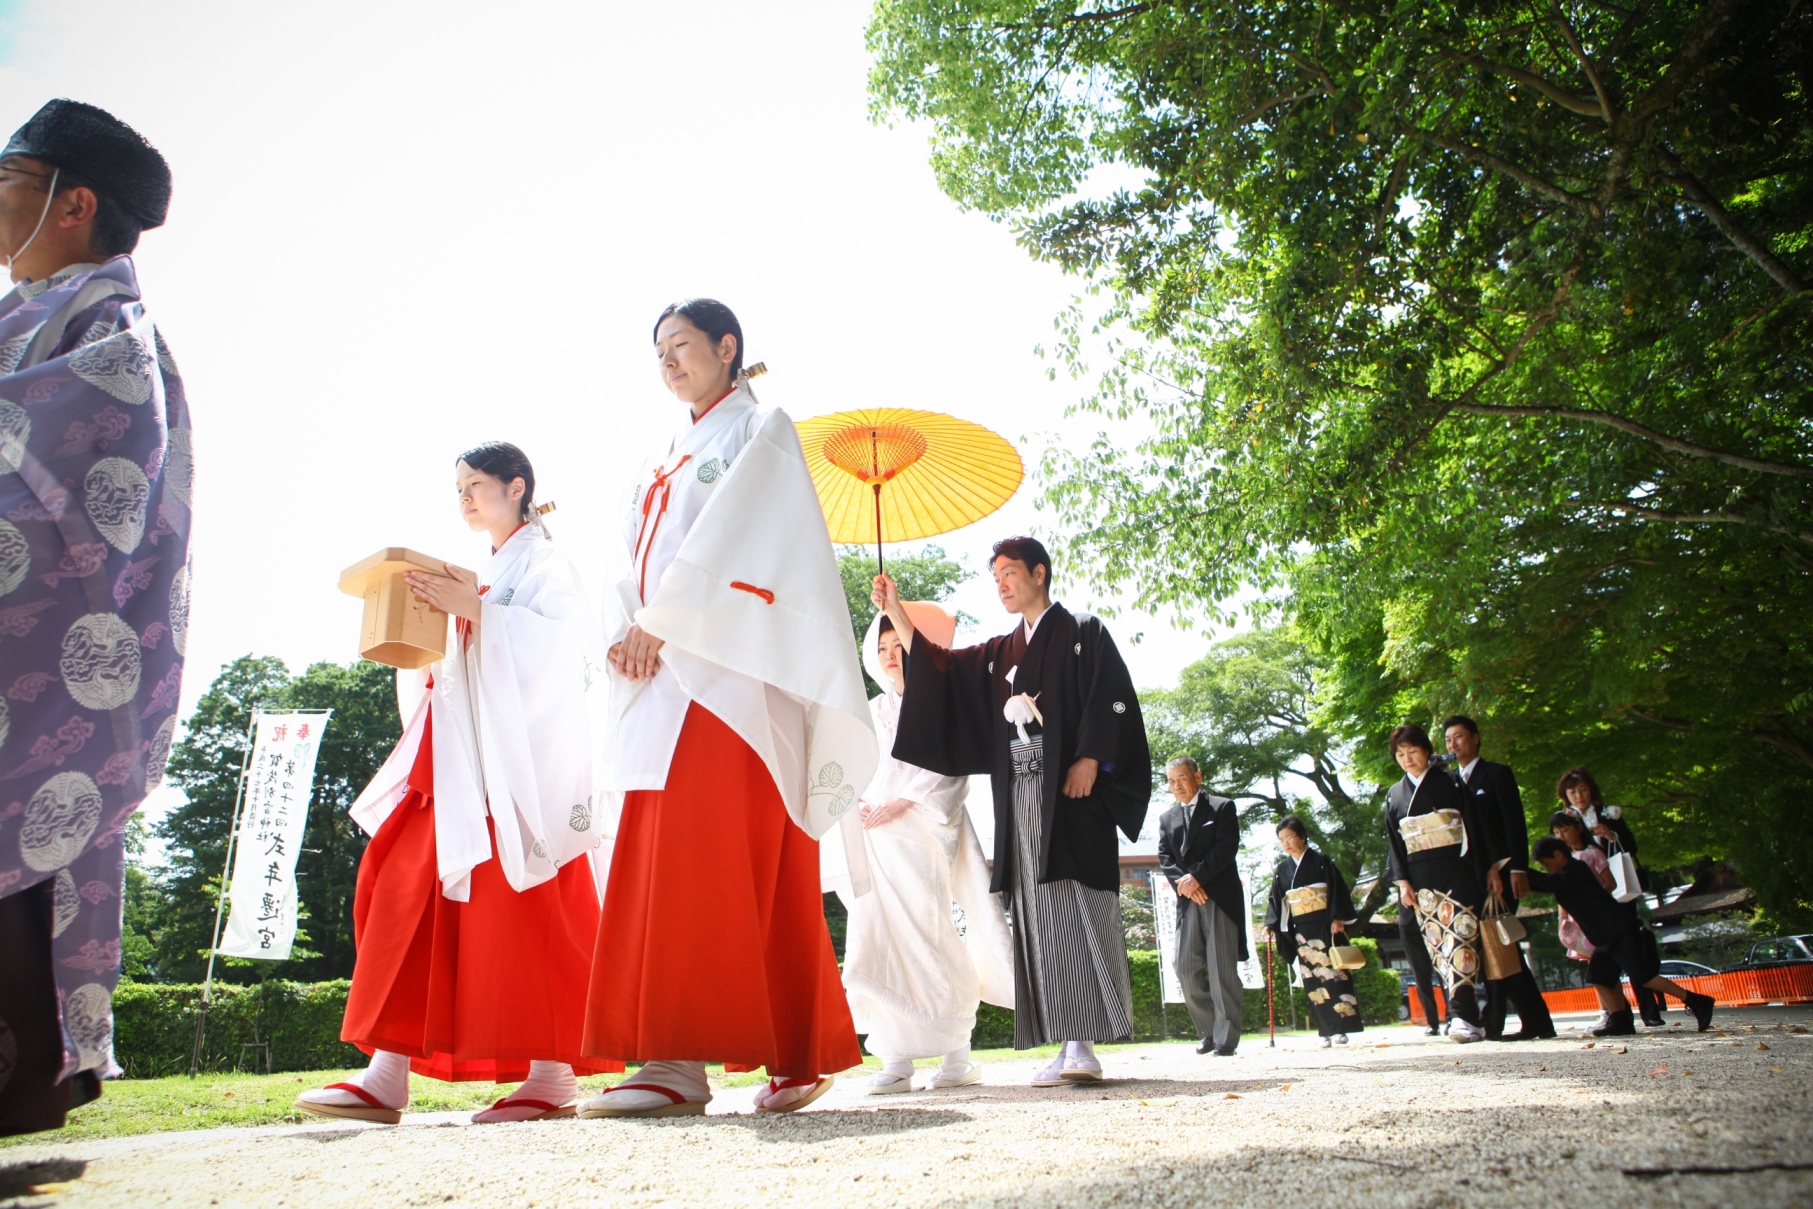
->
[[1148, 872, 1186, 1005], [218, 711, 330, 960]]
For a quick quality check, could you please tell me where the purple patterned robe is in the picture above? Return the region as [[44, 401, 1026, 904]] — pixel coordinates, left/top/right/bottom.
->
[[0, 256, 191, 1080]]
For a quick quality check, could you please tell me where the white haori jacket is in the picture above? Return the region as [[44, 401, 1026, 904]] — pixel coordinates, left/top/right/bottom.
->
[[601, 381, 876, 891], [350, 525, 608, 902]]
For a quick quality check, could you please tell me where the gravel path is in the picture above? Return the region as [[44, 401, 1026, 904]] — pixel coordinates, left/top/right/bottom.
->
[[8, 1006, 1812, 1208]]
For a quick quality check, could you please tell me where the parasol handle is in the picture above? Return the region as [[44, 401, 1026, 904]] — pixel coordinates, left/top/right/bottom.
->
[[873, 482, 884, 576]]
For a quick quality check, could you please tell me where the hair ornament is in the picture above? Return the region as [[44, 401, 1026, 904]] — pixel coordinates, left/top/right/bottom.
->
[[737, 361, 768, 382]]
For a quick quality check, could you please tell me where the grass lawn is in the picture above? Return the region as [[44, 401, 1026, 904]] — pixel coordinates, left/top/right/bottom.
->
[[6, 1031, 1368, 1147]]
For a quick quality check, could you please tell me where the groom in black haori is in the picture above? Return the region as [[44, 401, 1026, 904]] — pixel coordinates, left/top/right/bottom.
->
[[0, 101, 191, 1137], [873, 536, 1150, 1087]]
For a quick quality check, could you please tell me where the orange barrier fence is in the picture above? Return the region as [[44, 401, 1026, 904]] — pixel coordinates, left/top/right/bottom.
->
[[1408, 964, 1813, 1023]]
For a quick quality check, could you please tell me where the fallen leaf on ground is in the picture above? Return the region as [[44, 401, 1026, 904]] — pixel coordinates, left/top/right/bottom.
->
[[1758, 1043, 1770, 1051], [1224, 1093, 1241, 1099], [1650, 1065, 1668, 1076], [1681, 1070, 1693, 1077], [1771, 1066, 1784, 1074], [1583, 1042, 1596, 1049], [1139, 1098, 1178, 1107], [1610, 1045, 1628, 1054], [1278, 1084, 1291, 1092], [1793, 1027, 1809, 1034]]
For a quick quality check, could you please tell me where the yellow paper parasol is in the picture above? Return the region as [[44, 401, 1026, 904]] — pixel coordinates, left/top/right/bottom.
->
[[796, 408, 1023, 572]]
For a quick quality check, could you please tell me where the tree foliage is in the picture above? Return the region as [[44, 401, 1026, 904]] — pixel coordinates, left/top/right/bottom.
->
[[144, 656, 401, 983], [871, 0, 1813, 923]]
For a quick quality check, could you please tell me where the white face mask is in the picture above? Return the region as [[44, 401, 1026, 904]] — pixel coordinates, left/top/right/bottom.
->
[[4, 166, 60, 271]]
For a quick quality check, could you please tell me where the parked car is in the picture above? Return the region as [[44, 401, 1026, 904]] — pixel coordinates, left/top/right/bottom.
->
[[1726, 935, 1813, 970], [1657, 959, 1718, 980]]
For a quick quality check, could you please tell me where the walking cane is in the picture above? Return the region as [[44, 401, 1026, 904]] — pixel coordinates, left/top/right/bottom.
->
[[1266, 935, 1276, 1047]]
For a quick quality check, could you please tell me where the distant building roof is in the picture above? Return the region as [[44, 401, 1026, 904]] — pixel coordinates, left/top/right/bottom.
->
[[1649, 886, 1756, 923]]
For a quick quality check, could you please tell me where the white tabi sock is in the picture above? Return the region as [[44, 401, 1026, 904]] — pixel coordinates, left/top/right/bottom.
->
[[589, 1059, 711, 1111], [471, 1060, 578, 1123], [880, 1059, 915, 1078], [941, 1048, 971, 1069], [1064, 1040, 1097, 1064], [298, 1048, 410, 1110]]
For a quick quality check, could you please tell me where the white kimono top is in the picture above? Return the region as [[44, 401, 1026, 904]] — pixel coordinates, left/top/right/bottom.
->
[[600, 380, 876, 886], [350, 524, 608, 901]]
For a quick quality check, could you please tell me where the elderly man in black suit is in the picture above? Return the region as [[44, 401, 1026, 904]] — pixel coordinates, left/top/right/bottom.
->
[[1442, 716, 1557, 1041], [1157, 757, 1248, 1056]]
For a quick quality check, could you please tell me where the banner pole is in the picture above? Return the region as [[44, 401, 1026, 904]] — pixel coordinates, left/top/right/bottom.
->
[[190, 705, 261, 1078]]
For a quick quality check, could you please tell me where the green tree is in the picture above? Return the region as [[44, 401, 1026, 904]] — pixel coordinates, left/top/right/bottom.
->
[[151, 656, 401, 983], [837, 544, 973, 693], [871, 0, 1813, 923], [1145, 626, 1389, 912]]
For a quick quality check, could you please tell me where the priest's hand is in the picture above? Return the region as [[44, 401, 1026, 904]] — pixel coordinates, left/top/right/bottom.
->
[[1397, 880, 1416, 911], [1177, 873, 1208, 905], [1510, 869, 1530, 899], [1486, 866, 1505, 897], [1061, 756, 1099, 798], [614, 624, 665, 680], [1329, 919, 1346, 936], [405, 565, 482, 623], [860, 798, 913, 829]]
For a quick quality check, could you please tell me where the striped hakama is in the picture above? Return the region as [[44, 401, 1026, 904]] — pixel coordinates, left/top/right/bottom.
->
[[1007, 738, 1134, 1048]]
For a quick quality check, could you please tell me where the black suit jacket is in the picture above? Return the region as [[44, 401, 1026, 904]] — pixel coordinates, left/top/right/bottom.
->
[[1157, 791, 1246, 956], [1453, 758, 1529, 885]]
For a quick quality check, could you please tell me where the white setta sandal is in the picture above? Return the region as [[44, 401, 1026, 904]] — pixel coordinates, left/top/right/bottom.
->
[[929, 1061, 983, 1090], [863, 1070, 915, 1096]]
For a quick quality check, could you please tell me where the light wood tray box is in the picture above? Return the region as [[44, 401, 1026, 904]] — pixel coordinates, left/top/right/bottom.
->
[[338, 548, 477, 670]]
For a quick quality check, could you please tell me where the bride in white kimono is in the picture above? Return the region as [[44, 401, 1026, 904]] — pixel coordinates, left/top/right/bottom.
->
[[841, 605, 1014, 1093]]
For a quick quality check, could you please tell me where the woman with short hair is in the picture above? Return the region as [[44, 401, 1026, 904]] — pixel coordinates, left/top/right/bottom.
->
[[1383, 723, 1498, 1043], [1263, 817, 1363, 1047]]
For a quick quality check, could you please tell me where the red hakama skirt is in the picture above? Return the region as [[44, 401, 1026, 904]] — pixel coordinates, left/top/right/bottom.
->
[[341, 709, 621, 1081], [582, 703, 860, 1081]]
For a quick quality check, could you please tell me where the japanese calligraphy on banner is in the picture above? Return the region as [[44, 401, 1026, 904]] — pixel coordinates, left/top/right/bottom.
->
[[1148, 872, 1186, 1005], [217, 711, 331, 961]]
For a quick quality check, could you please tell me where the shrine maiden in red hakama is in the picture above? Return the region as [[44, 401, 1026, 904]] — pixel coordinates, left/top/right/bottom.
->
[[580, 301, 875, 1118], [297, 445, 618, 1126]]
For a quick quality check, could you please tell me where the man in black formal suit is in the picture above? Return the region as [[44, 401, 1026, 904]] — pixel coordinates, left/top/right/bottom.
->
[[1442, 716, 1557, 1041], [1156, 756, 1247, 1056]]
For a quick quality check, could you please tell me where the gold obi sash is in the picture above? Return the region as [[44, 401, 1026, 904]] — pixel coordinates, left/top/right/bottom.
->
[[1285, 885, 1329, 916], [1399, 809, 1465, 854]]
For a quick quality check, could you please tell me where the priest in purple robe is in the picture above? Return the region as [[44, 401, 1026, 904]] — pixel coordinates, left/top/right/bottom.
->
[[0, 100, 190, 1137]]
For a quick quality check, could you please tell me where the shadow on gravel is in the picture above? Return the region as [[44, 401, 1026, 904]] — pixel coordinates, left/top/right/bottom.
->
[[882, 1077, 1283, 1106], [0, 1157, 86, 1203]]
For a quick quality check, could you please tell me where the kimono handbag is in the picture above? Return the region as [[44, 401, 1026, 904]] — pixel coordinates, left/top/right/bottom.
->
[[1605, 841, 1643, 904], [1328, 937, 1367, 970], [1480, 891, 1524, 981]]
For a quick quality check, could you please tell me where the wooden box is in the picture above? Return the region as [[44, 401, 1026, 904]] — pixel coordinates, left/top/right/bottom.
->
[[338, 548, 476, 670]]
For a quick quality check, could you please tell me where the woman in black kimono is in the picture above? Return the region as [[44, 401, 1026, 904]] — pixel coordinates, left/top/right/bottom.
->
[[1264, 817, 1363, 1046], [1384, 723, 1499, 1043], [872, 536, 1150, 1087]]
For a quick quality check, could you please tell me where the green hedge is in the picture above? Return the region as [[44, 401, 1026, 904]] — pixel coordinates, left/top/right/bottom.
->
[[114, 980, 364, 1078], [116, 939, 1405, 1076], [973, 938, 1401, 1048]]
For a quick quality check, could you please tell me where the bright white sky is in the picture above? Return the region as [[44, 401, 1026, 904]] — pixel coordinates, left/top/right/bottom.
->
[[0, 0, 1233, 834]]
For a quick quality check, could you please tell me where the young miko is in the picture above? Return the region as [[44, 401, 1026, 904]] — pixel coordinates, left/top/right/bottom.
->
[[839, 607, 1015, 1094], [873, 537, 1151, 1086], [297, 443, 617, 1125]]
